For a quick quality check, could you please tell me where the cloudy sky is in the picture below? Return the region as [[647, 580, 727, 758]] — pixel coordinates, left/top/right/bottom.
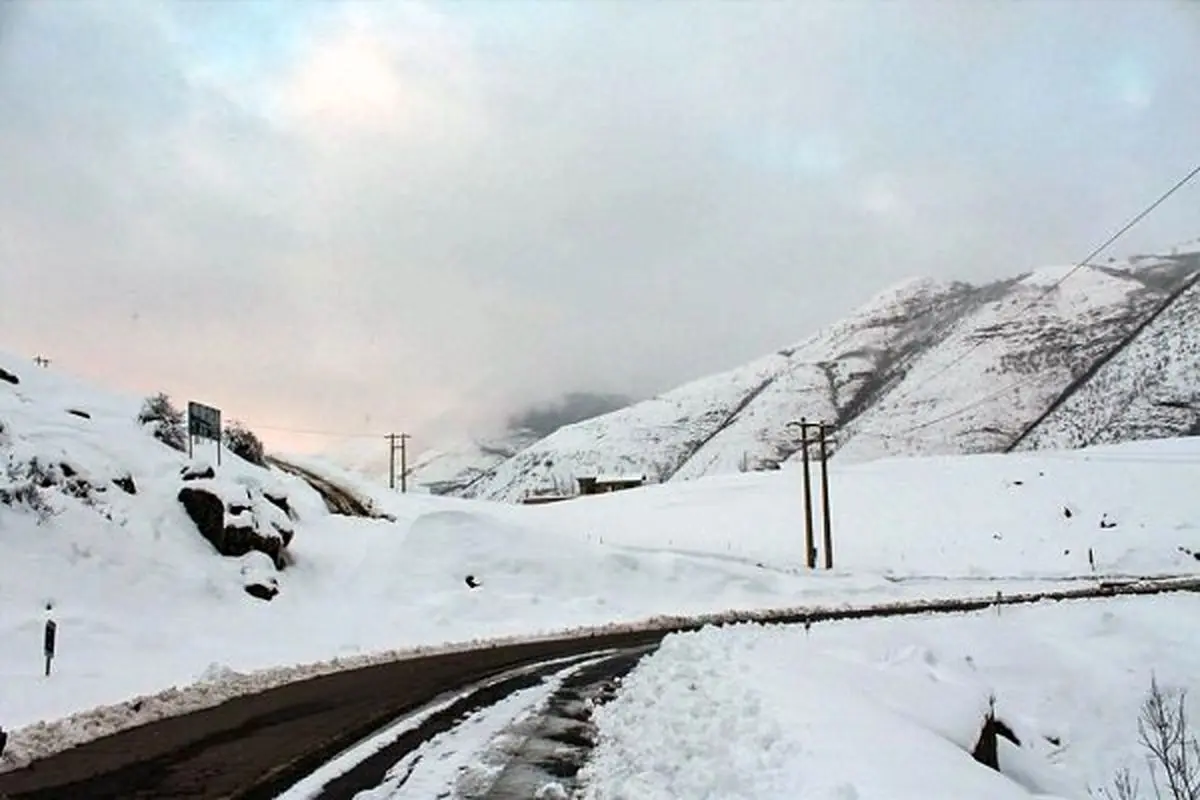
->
[[1, 0, 1198, 454]]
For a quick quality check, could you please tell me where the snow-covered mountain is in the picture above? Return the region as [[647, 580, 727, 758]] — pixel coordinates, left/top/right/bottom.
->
[[459, 244, 1200, 502], [320, 392, 632, 494]]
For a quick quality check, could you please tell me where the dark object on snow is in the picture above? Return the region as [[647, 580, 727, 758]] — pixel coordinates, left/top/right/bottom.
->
[[1012, 480, 1024, 486], [44, 618, 57, 677], [177, 486, 286, 568], [112, 475, 137, 495], [1063, 506, 1073, 519], [465, 575, 481, 589], [1099, 514, 1117, 529], [972, 711, 1020, 771], [181, 463, 216, 481], [67, 409, 91, 419], [1088, 548, 1096, 571], [244, 581, 279, 601], [0, 724, 7, 757], [263, 492, 293, 519], [0, 367, 18, 385]]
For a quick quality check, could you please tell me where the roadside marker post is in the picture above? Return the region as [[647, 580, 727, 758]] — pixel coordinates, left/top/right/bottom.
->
[[43, 617, 57, 677]]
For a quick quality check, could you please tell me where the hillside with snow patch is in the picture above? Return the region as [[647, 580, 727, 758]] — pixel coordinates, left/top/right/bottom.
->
[[456, 245, 1200, 501]]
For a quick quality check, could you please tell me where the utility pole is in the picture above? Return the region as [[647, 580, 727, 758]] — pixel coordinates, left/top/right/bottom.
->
[[387, 433, 411, 492], [399, 433, 410, 493], [798, 418, 816, 569], [818, 421, 834, 570], [790, 418, 835, 569]]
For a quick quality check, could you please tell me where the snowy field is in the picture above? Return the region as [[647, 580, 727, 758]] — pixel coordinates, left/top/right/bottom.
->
[[582, 594, 1200, 800], [2, 350, 1198, 776]]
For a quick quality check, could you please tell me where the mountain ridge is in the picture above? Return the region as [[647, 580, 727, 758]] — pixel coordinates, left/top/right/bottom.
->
[[451, 242, 1200, 502]]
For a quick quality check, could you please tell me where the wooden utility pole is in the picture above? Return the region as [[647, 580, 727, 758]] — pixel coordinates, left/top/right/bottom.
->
[[818, 421, 834, 569], [399, 433, 410, 493], [799, 417, 816, 569], [387, 433, 411, 492]]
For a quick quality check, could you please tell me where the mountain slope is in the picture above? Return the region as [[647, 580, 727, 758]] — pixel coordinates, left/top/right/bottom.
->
[[1012, 254, 1200, 450], [460, 244, 1200, 502]]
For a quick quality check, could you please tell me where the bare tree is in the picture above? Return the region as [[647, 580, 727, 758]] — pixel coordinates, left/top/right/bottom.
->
[[1096, 677, 1200, 800]]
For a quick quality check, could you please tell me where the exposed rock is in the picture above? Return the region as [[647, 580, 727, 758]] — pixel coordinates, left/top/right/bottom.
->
[[0, 367, 18, 385], [240, 552, 280, 601], [263, 492, 293, 519], [244, 581, 278, 601], [67, 409, 91, 419], [112, 475, 137, 495], [971, 711, 1020, 771], [465, 574, 481, 589], [177, 484, 289, 569], [181, 463, 216, 481]]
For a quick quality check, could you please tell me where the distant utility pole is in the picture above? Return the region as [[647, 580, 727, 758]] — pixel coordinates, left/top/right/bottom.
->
[[387, 432, 411, 492], [33, 356, 50, 368], [790, 418, 836, 569], [818, 421, 834, 570]]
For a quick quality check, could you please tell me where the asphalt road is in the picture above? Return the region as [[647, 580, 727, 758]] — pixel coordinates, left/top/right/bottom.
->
[[1, 577, 1196, 799]]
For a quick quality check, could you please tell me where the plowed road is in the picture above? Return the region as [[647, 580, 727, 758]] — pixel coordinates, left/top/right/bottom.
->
[[1, 577, 1196, 799]]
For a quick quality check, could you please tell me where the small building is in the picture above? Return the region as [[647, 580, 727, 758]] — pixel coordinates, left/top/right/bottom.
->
[[520, 494, 573, 506], [577, 474, 646, 496]]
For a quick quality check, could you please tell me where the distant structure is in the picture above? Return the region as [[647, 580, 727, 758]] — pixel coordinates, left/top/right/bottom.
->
[[519, 473, 648, 505], [577, 474, 646, 496]]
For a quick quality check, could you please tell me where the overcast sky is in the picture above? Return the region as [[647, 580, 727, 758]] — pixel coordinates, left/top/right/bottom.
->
[[1, 0, 1198, 453]]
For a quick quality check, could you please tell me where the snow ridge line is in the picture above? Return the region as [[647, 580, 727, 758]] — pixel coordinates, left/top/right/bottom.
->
[[1007, 262, 1200, 452], [2, 574, 1197, 774]]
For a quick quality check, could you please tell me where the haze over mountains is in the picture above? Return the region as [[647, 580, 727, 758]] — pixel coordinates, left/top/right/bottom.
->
[[348, 239, 1200, 502]]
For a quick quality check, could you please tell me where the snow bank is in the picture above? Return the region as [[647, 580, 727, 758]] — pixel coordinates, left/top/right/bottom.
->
[[582, 594, 1200, 799]]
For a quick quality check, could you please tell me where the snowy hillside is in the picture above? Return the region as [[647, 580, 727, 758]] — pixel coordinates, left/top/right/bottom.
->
[[459, 245, 1200, 502], [1013, 265, 1200, 451], [1, 350, 1197, 775]]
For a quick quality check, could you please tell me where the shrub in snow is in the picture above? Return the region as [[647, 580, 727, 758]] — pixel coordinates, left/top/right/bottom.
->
[[0, 456, 60, 521], [138, 392, 186, 452], [1097, 677, 1200, 800], [223, 420, 266, 467]]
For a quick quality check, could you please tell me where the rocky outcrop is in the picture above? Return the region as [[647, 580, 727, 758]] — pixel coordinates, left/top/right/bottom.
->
[[0, 367, 18, 386], [177, 472, 295, 571]]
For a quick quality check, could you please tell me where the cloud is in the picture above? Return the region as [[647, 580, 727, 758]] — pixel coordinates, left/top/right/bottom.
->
[[1, 0, 1198, 454]]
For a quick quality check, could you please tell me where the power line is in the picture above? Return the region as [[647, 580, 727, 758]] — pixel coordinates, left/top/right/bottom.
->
[[874, 162, 1200, 417], [241, 422, 386, 440], [849, 161, 1200, 446]]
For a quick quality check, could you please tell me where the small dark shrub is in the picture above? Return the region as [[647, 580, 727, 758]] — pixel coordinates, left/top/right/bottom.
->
[[138, 393, 186, 452], [223, 420, 266, 467]]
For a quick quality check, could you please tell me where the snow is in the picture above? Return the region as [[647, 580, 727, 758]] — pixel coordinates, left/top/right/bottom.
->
[[2, 348, 1199, 782], [1016, 275, 1200, 451], [582, 594, 1200, 799], [441, 247, 1200, 502]]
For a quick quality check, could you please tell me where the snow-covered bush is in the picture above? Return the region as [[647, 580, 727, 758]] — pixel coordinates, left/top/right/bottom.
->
[[1096, 677, 1199, 800], [0, 455, 56, 521], [223, 421, 266, 467], [138, 392, 186, 452]]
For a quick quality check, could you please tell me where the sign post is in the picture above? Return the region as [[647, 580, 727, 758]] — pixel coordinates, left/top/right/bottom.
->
[[187, 402, 222, 465]]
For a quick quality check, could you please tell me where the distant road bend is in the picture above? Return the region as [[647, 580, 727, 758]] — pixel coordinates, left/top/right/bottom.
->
[[266, 456, 384, 519], [0, 576, 1197, 799]]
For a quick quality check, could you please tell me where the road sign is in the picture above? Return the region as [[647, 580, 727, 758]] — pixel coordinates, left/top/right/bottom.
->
[[187, 402, 222, 464], [187, 402, 221, 441]]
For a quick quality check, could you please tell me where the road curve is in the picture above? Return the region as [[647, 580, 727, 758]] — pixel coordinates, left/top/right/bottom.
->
[[1, 577, 1197, 799]]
